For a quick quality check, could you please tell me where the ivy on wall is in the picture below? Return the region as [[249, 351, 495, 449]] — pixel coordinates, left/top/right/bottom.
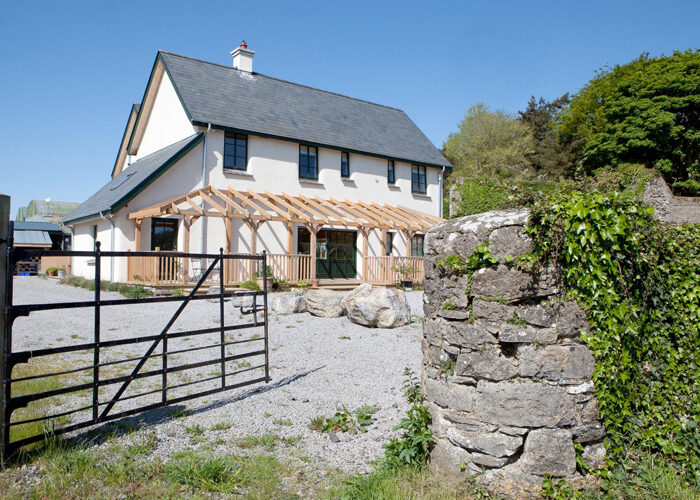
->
[[526, 191, 700, 481]]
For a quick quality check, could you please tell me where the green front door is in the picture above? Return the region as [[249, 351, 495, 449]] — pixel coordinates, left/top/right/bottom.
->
[[298, 229, 357, 279]]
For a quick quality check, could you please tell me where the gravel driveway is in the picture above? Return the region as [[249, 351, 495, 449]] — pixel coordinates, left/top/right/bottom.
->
[[11, 277, 424, 476]]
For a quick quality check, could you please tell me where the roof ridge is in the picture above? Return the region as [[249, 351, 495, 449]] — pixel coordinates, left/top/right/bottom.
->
[[158, 50, 406, 113]]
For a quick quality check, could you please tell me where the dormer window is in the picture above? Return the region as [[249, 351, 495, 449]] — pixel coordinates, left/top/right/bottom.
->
[[224, 133, 247, 170], [341, 152, 350, 178]]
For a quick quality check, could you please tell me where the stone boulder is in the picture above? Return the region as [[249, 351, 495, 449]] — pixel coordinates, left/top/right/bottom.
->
[[270, 291, 306, 315], [304, 289, 344, 318], [340, 284, 411, 328]]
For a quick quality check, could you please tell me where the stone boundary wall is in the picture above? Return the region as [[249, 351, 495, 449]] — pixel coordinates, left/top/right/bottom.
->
[[422, 209, 605, 498], [643, 176, 700, 224]]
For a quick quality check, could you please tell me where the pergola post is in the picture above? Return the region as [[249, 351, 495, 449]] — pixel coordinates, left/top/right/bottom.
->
[[305, 223, 320, 285], [182, 216, 191, 284], [224, 217, 232, 253], [246, 219, 260, 280], [404, 230, 415, 257], [134, 219, 142, 251], [360, 227, 370, 283], [286, 222, 294, 282]]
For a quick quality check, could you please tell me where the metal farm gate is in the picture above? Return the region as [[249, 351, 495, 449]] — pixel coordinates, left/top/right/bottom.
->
[[0, 215, 270, 461]]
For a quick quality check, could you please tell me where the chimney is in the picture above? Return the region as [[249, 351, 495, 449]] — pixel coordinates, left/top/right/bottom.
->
[[231, 40, 255, 72]]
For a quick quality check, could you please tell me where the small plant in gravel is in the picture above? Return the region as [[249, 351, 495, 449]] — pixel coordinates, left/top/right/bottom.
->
[[234, 433, 299, 451], [211, 422, 232, 431], [273, 418, 293, 426], [314, 404, 378, 434], [163, 451, 241, 493], [382, 370, 434, 468], [185, 424, 205, 436]]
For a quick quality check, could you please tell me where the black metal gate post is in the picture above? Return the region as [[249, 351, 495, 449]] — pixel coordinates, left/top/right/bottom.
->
[[0, 194, 10, 465], [92, 242, 101, 420], [219, 248, 226, 389], [262, 251, 270, 383]]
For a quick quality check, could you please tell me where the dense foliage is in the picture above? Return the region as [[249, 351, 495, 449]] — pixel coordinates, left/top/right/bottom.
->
[[559, 51, 700, 194], [452, 176, 573, 216], [443, 103, 534, 179], [527, 192, 699, 482], [518, 94, 572, 176]]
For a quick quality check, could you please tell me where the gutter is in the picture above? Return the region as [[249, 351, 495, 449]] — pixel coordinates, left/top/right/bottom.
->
[[99, 211, 116, 282]]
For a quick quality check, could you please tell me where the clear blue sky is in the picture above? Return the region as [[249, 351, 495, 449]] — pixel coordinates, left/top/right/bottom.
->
[[1, 0, 698, 217]]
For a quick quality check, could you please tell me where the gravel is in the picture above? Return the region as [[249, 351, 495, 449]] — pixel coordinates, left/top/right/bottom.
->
[[11, 277, 424, 475]]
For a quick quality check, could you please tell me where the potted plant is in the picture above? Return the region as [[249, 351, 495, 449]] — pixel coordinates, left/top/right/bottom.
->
[[392, 264, 417, 289], [254, 265, 274, 290], [57, 267, 66, 278], [46, 267, 58, 277]]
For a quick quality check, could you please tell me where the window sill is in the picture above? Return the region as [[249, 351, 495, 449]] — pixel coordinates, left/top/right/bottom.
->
[[223, 169, 254, 178], [299, 178, 323, 186], [412, 192, 431, 200], [388, 184, 400, 191], [341, 177, 356, 186]]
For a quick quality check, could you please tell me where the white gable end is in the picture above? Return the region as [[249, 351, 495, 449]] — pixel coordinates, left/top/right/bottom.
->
[[130, 71, 195, 163]]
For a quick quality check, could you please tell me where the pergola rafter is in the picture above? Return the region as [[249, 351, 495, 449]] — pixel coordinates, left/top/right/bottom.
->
[[128, 185, 442, 279]]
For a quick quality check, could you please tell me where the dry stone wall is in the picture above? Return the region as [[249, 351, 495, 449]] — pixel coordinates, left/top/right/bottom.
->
[[422, 209, 605, 498]]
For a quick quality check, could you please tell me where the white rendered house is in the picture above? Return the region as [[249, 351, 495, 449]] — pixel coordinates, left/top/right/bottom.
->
[[63, 43, 451, 285]]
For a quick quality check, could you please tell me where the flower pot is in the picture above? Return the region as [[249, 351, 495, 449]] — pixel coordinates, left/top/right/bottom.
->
[[255, 277, 274, 290], [311, 279, 320, 288], [47, 270, 57, 277], [57, 270, 65, 278]]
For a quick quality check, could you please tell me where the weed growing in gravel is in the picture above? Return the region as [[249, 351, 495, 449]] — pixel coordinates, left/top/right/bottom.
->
[[125, 431, 158, 458], [185, 424, 205, 436], [312, 404, 378, 434], [169, 408, 191, 419], [272, 418, 293, 426], [339, 335, 351, 340], [234, 433, 300, 451], [211, 421, 232, 431]]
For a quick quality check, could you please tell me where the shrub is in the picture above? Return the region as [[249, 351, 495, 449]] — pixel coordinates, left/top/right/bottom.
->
[[240, 280, 261, 291]]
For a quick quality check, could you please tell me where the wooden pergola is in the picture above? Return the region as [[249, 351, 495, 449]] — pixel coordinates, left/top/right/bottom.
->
[[128, 186, 442, 279]]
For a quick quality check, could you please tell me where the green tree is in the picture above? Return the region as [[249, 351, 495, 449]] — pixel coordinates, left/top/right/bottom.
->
[[518, 94, 573, 177], [559, 50, 700, 194], [443, 103, 534, 180]]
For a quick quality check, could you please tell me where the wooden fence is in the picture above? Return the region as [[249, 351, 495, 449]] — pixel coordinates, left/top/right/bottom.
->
[[365, 256, 425, 285], [40, 256, 72, 274]]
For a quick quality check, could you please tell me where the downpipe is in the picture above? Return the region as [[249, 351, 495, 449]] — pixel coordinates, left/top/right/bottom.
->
[[200, 124, 211, 255], [439, 166, 446, 218], [99, 211, 115, 282]]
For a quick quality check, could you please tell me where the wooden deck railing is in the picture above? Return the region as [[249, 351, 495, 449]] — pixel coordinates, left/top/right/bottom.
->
[[125, 252, 421, 287], [365, 256, 425, 285], [126, 252, 186, 286]]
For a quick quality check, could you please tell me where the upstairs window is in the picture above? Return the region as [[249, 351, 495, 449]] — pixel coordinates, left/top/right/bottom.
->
[[411, 234, 424, 256], [387, 160, 395, 184], [224, 133, 247, 170], [411, 165, 426, 194], [341, 152, 350, 178], [299, 145, 318, 179]]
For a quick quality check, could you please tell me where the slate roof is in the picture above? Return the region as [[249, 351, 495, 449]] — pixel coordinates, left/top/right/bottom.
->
[[14, 230, 52, 247], [63, 134, 203, 225], [158, 51, 450, 168], [14, 221, 65, 233]]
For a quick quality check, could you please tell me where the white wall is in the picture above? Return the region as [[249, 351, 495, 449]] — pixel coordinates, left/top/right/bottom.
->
[[129, 72, 195, 163]]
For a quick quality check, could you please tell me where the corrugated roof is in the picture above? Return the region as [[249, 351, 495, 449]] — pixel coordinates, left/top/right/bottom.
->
[[14, 230, 52, 247], [159, 51, 450, 168], [63, 133, 203, 225]]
